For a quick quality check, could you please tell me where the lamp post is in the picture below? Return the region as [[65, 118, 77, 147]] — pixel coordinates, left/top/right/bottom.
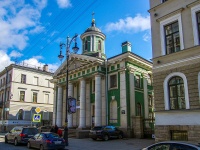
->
[[58, 34, 79, 146]]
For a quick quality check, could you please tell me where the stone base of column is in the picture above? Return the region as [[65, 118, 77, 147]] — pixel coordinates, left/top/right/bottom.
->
[[76, 128, 90, 139]]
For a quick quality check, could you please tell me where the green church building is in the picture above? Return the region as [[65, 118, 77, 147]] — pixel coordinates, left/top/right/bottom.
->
[[52, 19, 154, 138]]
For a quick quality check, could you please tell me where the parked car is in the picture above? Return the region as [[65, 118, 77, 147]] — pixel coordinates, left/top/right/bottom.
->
[[89, 125, 123, 141], [142, 141, 200, 150], [38, 126, 52, 132], [27, 132, 65, 150], [5, 126, 38, 146]]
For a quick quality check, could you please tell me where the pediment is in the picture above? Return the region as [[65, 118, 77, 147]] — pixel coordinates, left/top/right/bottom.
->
[[54, 54, 104, 77]]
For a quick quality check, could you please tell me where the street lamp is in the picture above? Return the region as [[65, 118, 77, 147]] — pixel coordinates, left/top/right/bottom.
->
[[58, 34, 79, 146]]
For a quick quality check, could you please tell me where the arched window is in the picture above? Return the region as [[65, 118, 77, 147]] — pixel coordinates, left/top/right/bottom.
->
[[18, 109, 23, 120], [164, 72, 189, 110], [136, 103, 142, 116], [98, 40, 101, 50], [85, 40, 88, 50], [168, 76, 185, 110]]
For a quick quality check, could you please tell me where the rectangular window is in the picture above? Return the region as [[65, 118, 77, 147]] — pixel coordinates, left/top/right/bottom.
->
[[33, 92, 37, 103], [171, 130, 188, 141], [21, 74, 26, 84], [135, 75, 141, 88], [92, 80, 95, 93], [3, 78, 5, 85], [33, 77, 38, 85], [45, 94, 49, 104], [164, 21, 180, 54], [20, 91, 25, 102], [8, 74, 12, 82], [45, 79, 50, 87], [110, 74, 117, 88]]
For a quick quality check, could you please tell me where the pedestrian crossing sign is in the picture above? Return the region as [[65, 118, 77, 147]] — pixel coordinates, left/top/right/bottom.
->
[[32, 114, 41, 122]]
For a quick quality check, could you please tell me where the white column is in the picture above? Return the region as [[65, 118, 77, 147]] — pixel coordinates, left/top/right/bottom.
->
[[95, 75, 102, 126], [79, 79, 86, 128], [56, 86, 63, 127], [93, 35, 96, 51], [68, 82, 74, 128], [143, 74, 149, 118], [130, 71, 135, 116], [120, 70, 127, 128], [90, 36, 92, 51], [86, 81, 91, 127], [53, 86, 57, 126], [101, 77, 106, 125]]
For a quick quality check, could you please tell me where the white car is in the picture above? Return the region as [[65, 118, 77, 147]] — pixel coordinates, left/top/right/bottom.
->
[[142, 141, 200, 150]]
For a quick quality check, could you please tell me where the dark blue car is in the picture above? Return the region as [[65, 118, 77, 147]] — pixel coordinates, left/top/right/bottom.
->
[[27, 132, 65, 150]]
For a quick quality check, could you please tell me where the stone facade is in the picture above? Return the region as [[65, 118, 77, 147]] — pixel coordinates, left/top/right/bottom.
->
[[149, 0, 200, 143]]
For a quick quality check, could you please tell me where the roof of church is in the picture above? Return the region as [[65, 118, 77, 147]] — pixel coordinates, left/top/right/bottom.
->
[[84, 19, 101, 33]]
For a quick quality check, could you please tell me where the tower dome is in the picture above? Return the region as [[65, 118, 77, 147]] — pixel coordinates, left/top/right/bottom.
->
[[80, 18, 106, 59]]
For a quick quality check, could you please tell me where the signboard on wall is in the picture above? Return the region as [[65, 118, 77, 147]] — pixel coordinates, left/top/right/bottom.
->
[[68, 97, 76, 113]]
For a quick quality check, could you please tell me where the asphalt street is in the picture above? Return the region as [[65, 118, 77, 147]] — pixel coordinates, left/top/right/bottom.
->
[[0, 133, 155, 150]]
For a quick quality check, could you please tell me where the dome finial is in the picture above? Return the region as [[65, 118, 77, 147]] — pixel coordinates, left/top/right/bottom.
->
[[91, 12, 95, 27]]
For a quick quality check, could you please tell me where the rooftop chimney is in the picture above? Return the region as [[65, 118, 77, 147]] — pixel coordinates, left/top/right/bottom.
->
[[43, 64, 48, 72], [122, 41, 131, 53]]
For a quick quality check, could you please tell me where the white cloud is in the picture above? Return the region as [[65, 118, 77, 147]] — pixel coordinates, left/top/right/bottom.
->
[[57, 0, 72, 8], [9, 50, 23, 58], [105, 14, 150, 33], [0, 0, 44, 50], [33, 0, 48, 10], [0, 50, 14, 72], [23, 58, 59, 72]]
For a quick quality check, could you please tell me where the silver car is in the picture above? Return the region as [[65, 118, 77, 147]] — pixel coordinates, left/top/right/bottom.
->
[[142, 141, 200, 150]]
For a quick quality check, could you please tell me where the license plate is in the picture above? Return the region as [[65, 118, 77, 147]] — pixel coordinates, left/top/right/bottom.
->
[[54, 141, 61, 144]]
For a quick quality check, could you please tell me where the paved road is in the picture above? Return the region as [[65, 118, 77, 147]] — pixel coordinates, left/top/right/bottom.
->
[[0, 134, 155, 150]]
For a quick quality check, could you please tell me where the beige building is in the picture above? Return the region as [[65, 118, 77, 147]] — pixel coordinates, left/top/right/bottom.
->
[[149, 0, 200, 143], [0, 63, 54, 131]]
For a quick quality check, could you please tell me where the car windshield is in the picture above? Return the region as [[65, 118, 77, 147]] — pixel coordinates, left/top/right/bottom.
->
[[23, 128, 38, 135], [45, 133, 59, 138], [92, 126, 105, 130]]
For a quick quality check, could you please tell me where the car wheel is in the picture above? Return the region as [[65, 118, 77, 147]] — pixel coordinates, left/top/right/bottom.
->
[[103, 134, 109, 141], [27, 142, 31, 149], [5, 136, 8, 143], [40, 145, 44, 150], [92, 138, 97, 140], [14, 138, 18, 146], [118, 133, 123, 139]]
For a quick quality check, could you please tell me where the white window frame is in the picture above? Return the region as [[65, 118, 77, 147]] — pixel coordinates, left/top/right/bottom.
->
[[32, 92, 38, 103], [160, 13, 184, 55], [108, 73, 118, 90], [191, 4, 200, 46], [163, 72, 189, 110]]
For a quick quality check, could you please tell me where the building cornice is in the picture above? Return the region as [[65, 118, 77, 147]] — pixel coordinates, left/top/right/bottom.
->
[[156, 8, 184, 22]]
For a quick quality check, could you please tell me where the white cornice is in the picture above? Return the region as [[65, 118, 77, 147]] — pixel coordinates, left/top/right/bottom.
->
[[153, 54, 200, 72]]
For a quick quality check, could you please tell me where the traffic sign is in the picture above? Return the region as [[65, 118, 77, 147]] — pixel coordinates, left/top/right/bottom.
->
[[32, 114, 41, 122], [35, 107, 41, 113]]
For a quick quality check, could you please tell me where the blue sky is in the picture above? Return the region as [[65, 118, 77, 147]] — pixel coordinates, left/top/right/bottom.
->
[[0, 0, 151, 72]]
